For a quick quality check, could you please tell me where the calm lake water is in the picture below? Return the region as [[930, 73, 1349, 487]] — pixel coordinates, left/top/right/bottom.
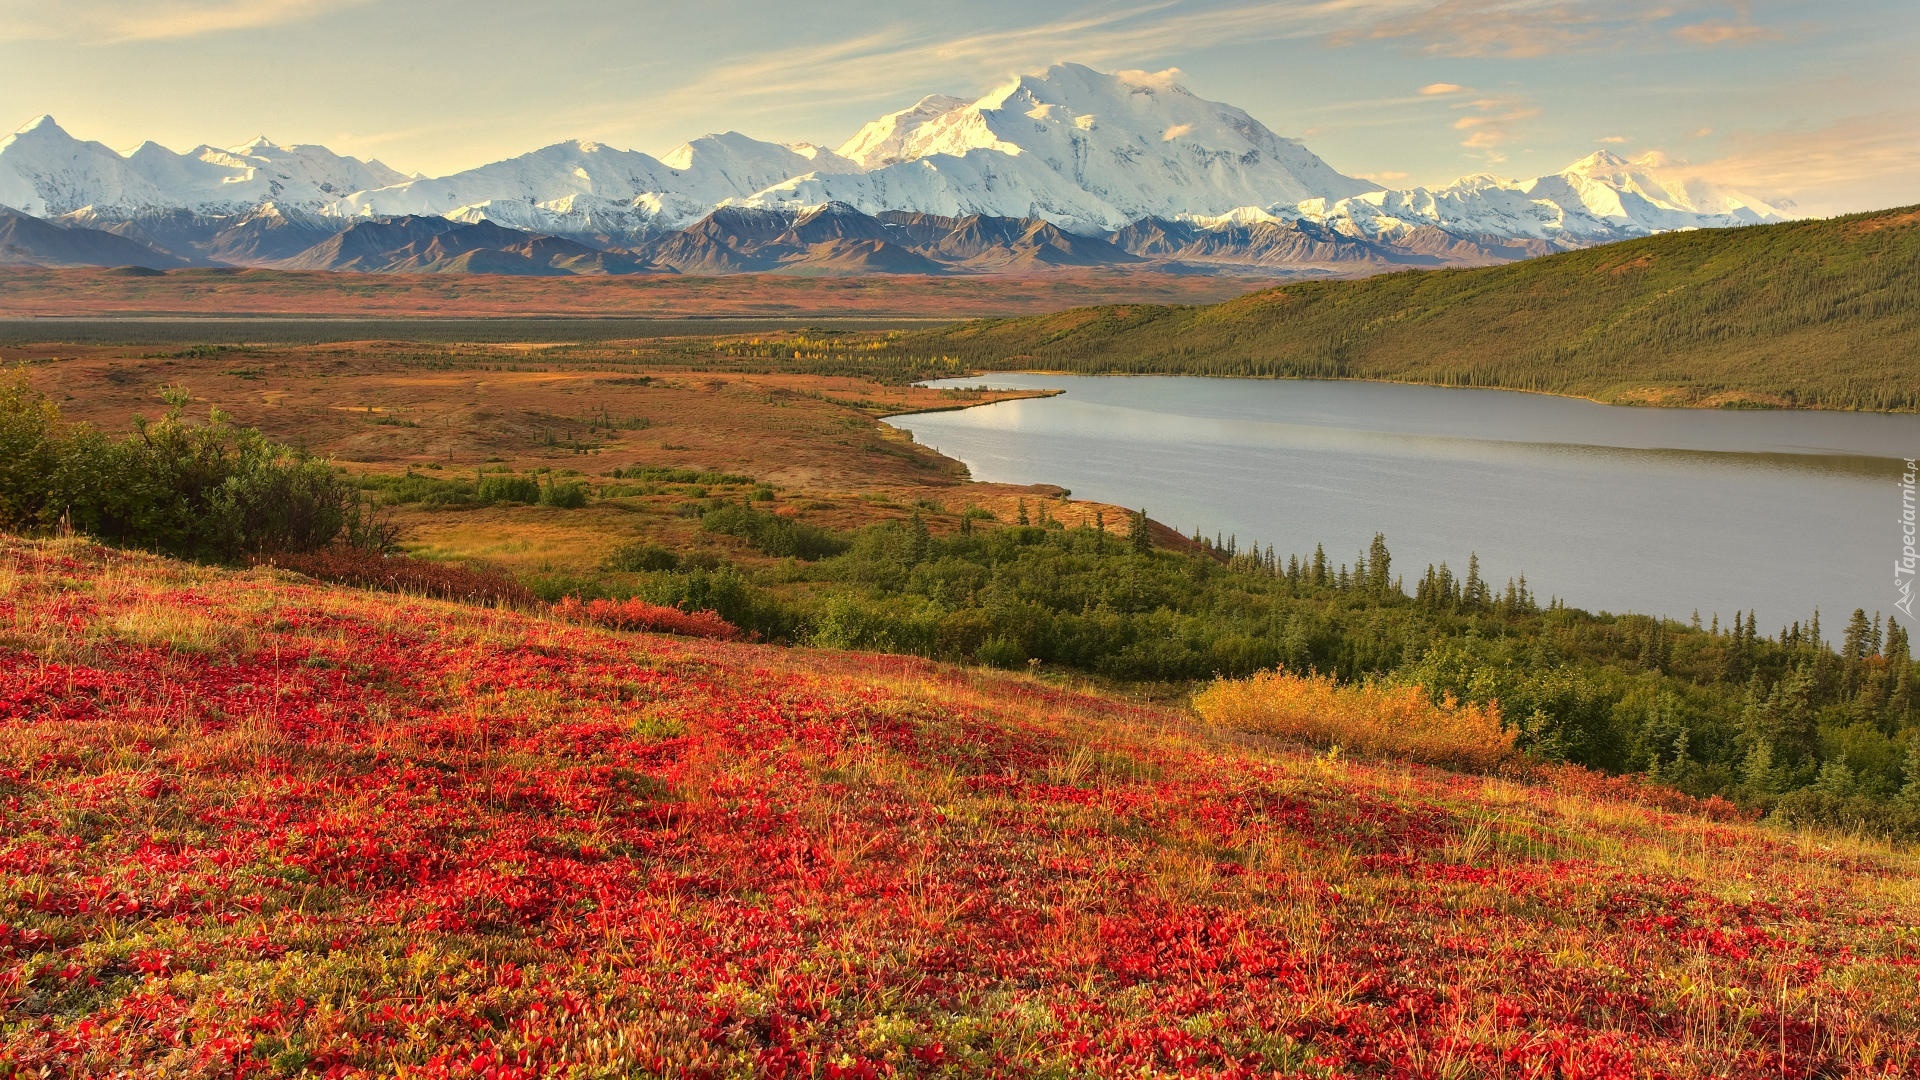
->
[[887, 375, 1920, 631]]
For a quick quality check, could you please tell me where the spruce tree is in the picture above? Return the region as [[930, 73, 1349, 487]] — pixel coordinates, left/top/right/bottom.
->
[[1367, 533, 1392, 594], [1900, 740, 1920, 808], [1128, 508, 1152, 554], [1843, 608, 1874, 662]]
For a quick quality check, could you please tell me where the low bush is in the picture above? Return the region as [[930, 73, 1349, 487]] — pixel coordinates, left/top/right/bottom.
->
[[551, 595, 742, 641], [610, 465, 755, 486], [604, 541, 681, 572], [700, 502, 847, 560], [540, 480, 589, 508], [1193, 668, 1516, 772], [475, 474, 541, 504], [263, 547, 538, 608], [1521, 761, 1758, 823]]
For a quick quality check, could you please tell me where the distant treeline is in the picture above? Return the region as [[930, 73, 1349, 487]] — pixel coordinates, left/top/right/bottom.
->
[[807, 207, 1920, 411]]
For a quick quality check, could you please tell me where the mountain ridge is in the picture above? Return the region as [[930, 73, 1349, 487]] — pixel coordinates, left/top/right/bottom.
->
[[0, 63, 1790, 275]]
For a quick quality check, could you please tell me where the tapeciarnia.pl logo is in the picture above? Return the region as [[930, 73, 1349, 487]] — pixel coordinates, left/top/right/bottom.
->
[[1898, 458, 1917, 621]]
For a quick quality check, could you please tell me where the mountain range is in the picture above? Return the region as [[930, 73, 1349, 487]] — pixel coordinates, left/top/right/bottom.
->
[[0, 63, 1787, 277]]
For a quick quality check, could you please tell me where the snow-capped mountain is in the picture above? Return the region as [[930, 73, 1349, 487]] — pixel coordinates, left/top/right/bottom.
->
[[837, 95, 970, 168], [0, 115, 405, 217], [1285, 150, 1786, 244], [330, 130, 863, 239], [0, 116, 169, 217], [0, 63, 1793, 275], [742, 64, 1377, 233], [126, 135, 409, 212]]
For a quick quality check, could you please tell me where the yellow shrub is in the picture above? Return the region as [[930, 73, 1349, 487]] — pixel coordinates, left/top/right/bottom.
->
[[1193, 669, 1515, 772]]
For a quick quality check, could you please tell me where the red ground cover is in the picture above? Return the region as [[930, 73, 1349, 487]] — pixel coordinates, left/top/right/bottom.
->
[[550, 595, 743, 641], [1, 538, 1916, 1078]]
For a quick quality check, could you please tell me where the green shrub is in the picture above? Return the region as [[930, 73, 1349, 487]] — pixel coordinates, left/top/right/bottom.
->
[[0, 372, 390, 560], [700, 502, 847, 560], [605, 541, 681, 573], [476, 474, 541, 504], [540, 481, 589, 509]]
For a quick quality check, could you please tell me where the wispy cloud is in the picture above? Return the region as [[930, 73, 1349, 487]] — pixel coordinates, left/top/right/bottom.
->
[[1670, 19, 1783, 46], [1449, 95, 1541, 162], [1332, 0, 1672, 57], [1419, 82, 1468, 95], [1332, 0, 1789, 58], [558, 1, 1432, 142], [0, 0, 376, 43], [1598, 134, 1630, 143]]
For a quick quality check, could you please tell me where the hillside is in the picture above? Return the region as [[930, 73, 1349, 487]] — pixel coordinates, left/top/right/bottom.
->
[[892, 207, 1920, 412], [2, 536, 1917, 1076]]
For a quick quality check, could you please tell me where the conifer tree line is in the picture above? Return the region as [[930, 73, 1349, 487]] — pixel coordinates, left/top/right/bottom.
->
[[570, 506, 1920, 837]]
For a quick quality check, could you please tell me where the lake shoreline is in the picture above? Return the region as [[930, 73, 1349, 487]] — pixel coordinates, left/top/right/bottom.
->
[[923, 368, 1911, 416], [887, 373, 1910, 628]]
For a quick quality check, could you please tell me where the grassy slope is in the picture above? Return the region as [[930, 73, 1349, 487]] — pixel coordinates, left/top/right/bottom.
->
[[900, 207, 1920, 411], [2, 537, 1918, 1077]]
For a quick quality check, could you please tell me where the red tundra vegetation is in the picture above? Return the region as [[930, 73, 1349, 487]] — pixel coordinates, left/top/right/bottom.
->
[[549, 596, 743, 642], [1, 536, 1917, 1078]]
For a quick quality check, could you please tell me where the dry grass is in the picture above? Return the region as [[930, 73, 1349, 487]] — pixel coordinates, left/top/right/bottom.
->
[[107, 599, 239, 653], [1193, 668, 1517, 772]]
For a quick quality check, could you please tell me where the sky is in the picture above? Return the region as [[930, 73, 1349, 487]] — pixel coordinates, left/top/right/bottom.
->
[[2, 0, 1916, 215]]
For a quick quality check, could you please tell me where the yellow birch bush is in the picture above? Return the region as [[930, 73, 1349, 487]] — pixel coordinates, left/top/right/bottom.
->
[[1193, 668, 1515, 772]]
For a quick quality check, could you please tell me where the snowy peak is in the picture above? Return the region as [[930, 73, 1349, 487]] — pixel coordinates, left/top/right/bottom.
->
[[659, 131, 857, 202], [920, 64, 1363, 221], [836, 95, 969, 168], [0, 116, 409, 217], [1564, 149, 1633, 174], [777, 62, 1376, 232], [1547, 148, 1782, 221], [1293, 147, 1788, 247], [13, 114, 64, 136], [0, 116, 165, 217]]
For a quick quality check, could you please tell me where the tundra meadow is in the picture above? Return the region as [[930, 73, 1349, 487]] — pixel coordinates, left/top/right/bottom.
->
[[2, 538, 1917, 1078]]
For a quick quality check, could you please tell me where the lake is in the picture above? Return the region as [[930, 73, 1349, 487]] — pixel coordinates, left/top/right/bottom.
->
[[886, 375, 1920, 631]]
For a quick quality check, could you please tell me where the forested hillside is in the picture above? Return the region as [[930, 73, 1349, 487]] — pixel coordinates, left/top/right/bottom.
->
[[884, 206, 1920, 411]]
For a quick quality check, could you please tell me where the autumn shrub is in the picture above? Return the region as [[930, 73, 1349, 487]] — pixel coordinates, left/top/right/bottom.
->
[[263, 547, 538, 608], [1522, 761, 1760, 823], [1193, 668, 1515, 772], [551, 595, 743, 641], [1, 371, 389, 561]]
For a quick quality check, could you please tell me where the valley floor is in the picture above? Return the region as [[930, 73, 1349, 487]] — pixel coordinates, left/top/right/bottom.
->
[[2, 537, 1917, 1077], [0, 267, 1264, 321]]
